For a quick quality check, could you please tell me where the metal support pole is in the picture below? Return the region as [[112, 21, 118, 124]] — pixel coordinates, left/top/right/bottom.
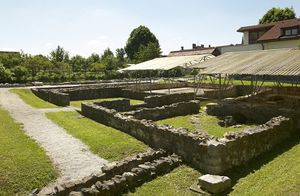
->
[[149, 71, 152, 94], [218, 74, 222, 101]]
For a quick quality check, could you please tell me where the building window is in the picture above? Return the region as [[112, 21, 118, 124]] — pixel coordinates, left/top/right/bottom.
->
[[292, 28, 298, 35], [249, 31, 265, 44], [284, 27, 299, 36]]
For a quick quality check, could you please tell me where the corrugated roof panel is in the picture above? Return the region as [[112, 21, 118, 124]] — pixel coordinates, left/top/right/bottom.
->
[[194, 49, 300, 77]]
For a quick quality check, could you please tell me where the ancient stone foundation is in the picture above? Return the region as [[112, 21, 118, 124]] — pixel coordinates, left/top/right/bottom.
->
[[81, 99, 299, 175]]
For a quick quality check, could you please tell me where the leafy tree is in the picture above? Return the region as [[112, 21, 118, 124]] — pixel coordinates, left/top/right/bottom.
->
[[116, 48, 125, 63], [125, 25, 161, 61], [0, 63, 12, 82], [134, 42, 161, 63], [87, 53, 100, 64], [22, 55, 53, 79], [70, 55, 86, 71], [49, 46, 69, 62], [11, 66, 28, 82], [0, 52, 22, 68], [101, 48, 114, 59], [259, 7, 296, 24], [90, 62, 106, 71], [101, 55, 117, 71]]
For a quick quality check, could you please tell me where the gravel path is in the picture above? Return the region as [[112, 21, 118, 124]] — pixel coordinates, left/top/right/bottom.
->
[[0, 88, 108, 183]]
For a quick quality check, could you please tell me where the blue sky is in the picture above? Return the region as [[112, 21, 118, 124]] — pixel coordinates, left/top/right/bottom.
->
[[1, 0, 300, 56]]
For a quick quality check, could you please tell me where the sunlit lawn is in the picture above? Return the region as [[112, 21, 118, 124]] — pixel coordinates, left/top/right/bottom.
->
[[46, 111, 148, 161], [157, 113, 253, 138], [0, 107, 57, 195], [157, 99, 252, 138], [229, 136, 300, 195], [126, 165, 200, 196], [10, 88, 59, 108], [70, 98, 144, 108]]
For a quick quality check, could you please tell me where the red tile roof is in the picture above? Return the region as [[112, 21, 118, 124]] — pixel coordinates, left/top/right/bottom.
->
[[258, 18, 300, 41], [238, 18, 300, 42], [237, 22, 275, 32]]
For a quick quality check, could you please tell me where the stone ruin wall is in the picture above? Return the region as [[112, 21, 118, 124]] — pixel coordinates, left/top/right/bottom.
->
[[31, 82, 300, 107], [39, 149, 182, 195], [206, 99, 291, 124], [31, 81, 265, 107], [81, 98, 299, 175], [31, 88, 70, 106], [125, 82, 191, 91], [144, 92, 194, 107], [219, 116, 298, 171], [31, 82, 199, 107], [124, 101, 200, 121]]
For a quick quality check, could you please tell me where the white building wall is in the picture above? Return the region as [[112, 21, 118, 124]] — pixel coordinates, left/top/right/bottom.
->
[[264, 39, 300, 50], [220, 44, 262, 54], [219, 39, 300, 54], [243, 32, 249, 45]]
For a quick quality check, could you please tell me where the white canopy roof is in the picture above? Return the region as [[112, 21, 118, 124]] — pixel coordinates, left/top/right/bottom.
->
[[121, 54, 214, 71]]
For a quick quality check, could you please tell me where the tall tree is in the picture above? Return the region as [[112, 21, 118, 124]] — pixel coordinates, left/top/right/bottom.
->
[[125, 25, 161, 61], [116, 48, 125, 63], [0, 52, 22, 68], [70, 55, 86, 71], [134, 42, 161, 63], [100, 48, 117, 71], [259, 7, 296, 24], [21, 55, 52, 79], [101, 48, 114, 59], [87, 53, 100, 64], [49, 46, 69, 62]]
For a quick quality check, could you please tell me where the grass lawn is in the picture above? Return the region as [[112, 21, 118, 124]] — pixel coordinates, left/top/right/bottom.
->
[[10, 88, 59, 108], [157, 98, 252, 138], [126, 165, 200, 196], [46, 111, 148, 161], [229, 136, 300, 195], [157, 113, 252, 138], [0, 107, 57, 195], [70, 98, 144, 108]]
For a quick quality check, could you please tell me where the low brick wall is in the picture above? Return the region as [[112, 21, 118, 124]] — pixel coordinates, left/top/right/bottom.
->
[[126, 82, 189, 91], [144, 93, 194, 107], [95, 99, 131, 112], [202, 86, 237, 99], [124, 101, 200, 121], [81, 102, 299, 175], [219, 116, 298, 171], [31, 88, 70, 106], [271, 86, 300, 96], [32, 85, 149, 106], [38, 149, 182, 196], [79, 154, 181, 195], [121, 89, 153, 100], [206, 99, 297, 124]]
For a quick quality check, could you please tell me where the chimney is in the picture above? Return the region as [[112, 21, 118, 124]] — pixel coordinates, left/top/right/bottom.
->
[[181, 46, 184, 50], [192, 43, 197, 49]]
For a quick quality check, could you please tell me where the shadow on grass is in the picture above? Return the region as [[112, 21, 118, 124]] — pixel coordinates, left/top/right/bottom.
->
[[224, 134, 300, 191]]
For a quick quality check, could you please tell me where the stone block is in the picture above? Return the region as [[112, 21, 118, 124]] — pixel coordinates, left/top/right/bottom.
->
[[198, 174, 231, 193], [69, 191, 83, 196]]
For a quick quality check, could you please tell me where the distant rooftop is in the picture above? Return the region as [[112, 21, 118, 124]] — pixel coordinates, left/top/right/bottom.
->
[[0, 51, 20, 55], [168, 44, 216, 57], [237, 18, 300, 42]]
